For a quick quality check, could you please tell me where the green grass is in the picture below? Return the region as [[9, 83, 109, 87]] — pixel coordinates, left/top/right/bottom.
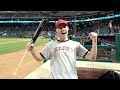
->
[[0, 38, 50, 55], [0, 38, 22, 42]]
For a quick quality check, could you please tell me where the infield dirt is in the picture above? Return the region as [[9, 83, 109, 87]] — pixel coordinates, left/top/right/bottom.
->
[[0, 44, 46, 79]]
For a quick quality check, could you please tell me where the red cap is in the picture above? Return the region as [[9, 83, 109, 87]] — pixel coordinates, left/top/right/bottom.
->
[[55, 19, 68, 28]]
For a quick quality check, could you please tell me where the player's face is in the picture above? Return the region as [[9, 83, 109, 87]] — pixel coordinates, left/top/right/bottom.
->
[[56, 24, 69, 40]]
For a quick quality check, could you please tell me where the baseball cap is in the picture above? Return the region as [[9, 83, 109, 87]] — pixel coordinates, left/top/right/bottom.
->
[[55, 19, 68, 28]]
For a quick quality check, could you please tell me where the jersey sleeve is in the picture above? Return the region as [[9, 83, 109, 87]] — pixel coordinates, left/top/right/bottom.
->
[[76, 43, 88, 58]]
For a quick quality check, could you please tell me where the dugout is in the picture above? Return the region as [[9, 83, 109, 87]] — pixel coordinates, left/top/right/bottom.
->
[[73, 33, 120, 63]]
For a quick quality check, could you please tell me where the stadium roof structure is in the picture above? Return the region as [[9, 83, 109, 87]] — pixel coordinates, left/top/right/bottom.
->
[[0, 11, 117, 19]]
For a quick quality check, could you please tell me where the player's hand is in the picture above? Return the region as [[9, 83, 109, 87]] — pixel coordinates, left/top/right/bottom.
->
[[89, 32, 98, 41], [26, 42, 35, 51]]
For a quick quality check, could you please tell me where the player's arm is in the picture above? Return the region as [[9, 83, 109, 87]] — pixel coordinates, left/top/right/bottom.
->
[[26, 42, 44, 61], [85, 32, 97, 61]]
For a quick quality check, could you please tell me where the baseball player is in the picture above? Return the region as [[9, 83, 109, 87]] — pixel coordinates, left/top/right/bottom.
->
[[26, 19, 98, 79]]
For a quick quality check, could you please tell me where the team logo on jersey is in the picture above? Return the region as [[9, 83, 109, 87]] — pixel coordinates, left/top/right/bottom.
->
[[54, 46, 73, 52]]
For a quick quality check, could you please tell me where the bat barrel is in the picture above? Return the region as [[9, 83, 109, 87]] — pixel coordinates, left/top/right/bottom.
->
[[32, 19, 48, 44]]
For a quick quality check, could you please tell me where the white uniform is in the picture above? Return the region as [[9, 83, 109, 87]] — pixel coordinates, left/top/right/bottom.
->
[[40, 40, 88, 79]]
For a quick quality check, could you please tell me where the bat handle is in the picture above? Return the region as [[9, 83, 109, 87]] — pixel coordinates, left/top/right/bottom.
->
[[30, 40, 34, 44]]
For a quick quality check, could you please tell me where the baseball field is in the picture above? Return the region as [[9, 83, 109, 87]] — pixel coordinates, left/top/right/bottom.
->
[[0, 38, 50, 79]]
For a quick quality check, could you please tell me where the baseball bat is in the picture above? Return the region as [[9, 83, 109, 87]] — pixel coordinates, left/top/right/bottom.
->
[[12, 19, 48, 75], [31, 19, 48, 44]]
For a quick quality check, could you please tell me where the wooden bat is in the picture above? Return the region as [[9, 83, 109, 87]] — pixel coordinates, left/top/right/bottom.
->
[[13, 19, 48, 75]]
